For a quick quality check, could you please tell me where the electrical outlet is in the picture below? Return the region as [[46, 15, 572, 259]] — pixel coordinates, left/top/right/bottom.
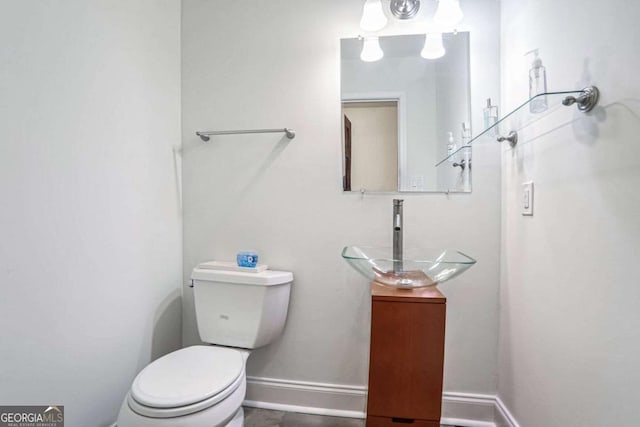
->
[[522, 181, 534, 216]]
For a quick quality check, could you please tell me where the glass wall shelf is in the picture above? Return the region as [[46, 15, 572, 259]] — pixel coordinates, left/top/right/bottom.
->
[[435, 89, 594, 166]]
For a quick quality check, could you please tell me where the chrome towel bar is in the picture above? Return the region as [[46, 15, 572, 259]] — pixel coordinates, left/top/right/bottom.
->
[[196, 128, 295, 141]]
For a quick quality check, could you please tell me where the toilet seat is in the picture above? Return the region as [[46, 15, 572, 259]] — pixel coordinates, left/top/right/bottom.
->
[[128, 345, 245, 418]]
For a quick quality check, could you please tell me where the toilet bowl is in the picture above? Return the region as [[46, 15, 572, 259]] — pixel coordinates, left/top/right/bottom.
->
[[117, 346, 249, 427], [117, 266, 293, 427]]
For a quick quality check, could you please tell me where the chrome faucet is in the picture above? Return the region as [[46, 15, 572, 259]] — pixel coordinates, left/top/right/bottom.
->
[[393, 199, 403, 273]]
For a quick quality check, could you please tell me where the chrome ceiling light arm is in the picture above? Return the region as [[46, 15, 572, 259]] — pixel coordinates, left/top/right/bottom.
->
[[390, 0, 421, 19]]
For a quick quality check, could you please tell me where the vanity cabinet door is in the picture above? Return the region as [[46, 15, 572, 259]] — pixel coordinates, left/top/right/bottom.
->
[[367, 286, 446, 424]]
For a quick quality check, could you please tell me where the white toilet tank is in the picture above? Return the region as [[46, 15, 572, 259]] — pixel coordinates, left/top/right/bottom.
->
[[191, 266, 293, 349]]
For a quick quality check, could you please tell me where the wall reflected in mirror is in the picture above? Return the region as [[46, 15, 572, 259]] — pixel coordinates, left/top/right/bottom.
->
[[341, 32, 472, 193]]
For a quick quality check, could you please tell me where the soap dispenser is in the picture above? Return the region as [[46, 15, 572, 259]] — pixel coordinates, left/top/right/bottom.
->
[[461, 122, 471, 145], [483, 98, 498, 135], [446, 131, 457, 162], [526, 49, 548, 113]]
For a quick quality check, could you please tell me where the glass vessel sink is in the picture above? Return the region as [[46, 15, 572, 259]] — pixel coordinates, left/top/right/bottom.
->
[[342, 246, 476, 288]]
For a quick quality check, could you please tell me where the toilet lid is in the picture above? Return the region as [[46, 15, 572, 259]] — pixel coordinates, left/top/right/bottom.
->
[[131, 345, 244, 408]]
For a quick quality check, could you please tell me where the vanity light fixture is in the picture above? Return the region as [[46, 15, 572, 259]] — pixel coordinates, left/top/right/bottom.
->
[[421, 33, 445, 59], [358, 0, 463, 62], [433, 0, 464, 27], [390, 0, 421, 20], [361, 36, 384, 62], [360, 0, 388, 32]]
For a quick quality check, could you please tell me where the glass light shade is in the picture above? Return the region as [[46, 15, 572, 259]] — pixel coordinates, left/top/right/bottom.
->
[[433, 0, 464, 27], [360, 0, 388, 32], [421, 33, 445, 59], [361, 37, 384, 62]]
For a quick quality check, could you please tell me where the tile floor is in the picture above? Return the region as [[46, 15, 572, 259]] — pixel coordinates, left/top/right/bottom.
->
[[244, 408, 363, 427], [243, 407, 456, 427]]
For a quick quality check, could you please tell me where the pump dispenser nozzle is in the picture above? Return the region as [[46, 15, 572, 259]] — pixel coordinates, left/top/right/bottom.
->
[[525, 49, 543, 77]]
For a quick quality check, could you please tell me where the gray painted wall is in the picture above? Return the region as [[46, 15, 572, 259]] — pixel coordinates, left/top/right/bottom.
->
[[3, 1, 638, 424], [182, 0, 501, 401], [499, 0, 640, 424], [0, 1, 182, 425]]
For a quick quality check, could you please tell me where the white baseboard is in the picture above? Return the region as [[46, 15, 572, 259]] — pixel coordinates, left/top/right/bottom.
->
[[442, 392, 497, 426], [245, 376, 367, 418], [243, 400, 365, 419], [441, 418, 496, 427], [244, 376, 521, 427], [494, 396, 520, 427]]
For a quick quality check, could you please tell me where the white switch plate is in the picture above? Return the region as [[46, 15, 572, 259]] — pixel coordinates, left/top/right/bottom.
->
[[522, 181, 534, 216]]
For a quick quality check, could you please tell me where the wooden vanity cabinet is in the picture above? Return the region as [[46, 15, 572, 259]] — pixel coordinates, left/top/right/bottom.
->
[[366, 283, 446, 427]]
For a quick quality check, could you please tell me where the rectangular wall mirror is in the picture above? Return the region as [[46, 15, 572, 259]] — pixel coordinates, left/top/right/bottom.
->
[[341, 32, 472, 193]]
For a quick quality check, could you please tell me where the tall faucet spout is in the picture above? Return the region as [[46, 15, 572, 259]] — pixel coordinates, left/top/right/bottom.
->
[[393, 199, 404, 273]]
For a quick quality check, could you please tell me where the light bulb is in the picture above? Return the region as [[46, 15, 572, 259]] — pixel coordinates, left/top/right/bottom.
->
[[360, 37, 384, 62], [360, 0, 388, 32], [433, 0, 464, 27], [421, 33, 445, 59]]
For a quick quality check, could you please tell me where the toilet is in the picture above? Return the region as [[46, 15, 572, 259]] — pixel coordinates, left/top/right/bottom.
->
[[117, 265, 293, 427]]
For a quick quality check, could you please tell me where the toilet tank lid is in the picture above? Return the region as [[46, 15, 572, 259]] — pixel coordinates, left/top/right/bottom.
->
[[191, 267, 293, 286]]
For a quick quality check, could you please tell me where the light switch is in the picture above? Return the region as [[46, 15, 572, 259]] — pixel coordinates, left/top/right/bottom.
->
[[522, 181, 534, 216]]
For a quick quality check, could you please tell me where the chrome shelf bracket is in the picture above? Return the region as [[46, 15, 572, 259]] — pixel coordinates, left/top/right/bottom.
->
[[497, 131, 518, 147], [562, 85, 599, 113]]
